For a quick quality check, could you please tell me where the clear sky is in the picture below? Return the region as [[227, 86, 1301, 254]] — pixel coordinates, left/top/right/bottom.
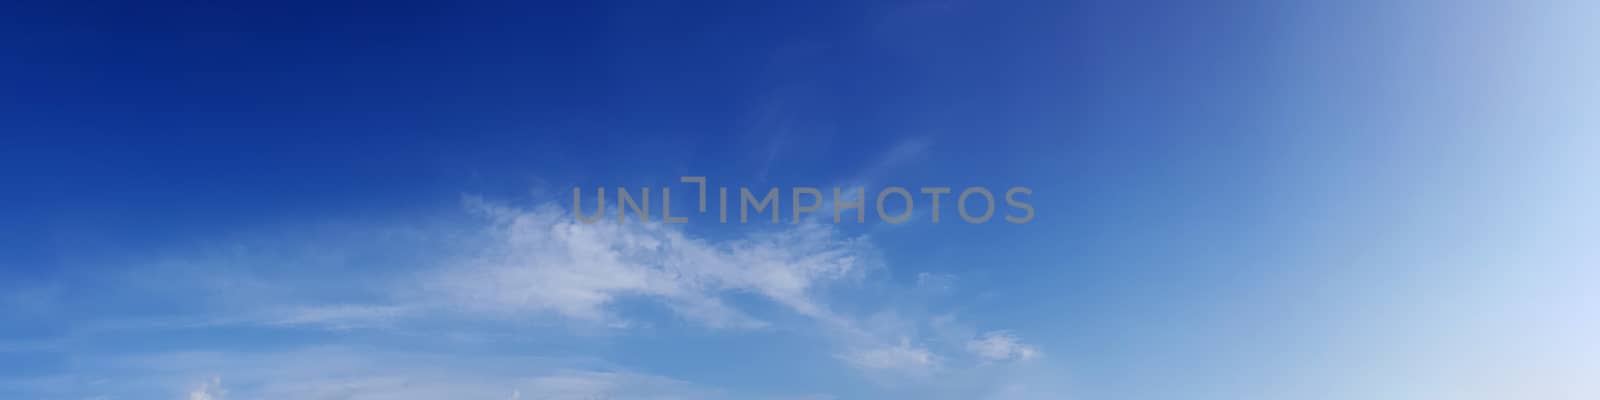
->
[[1, 1, 1596, 399]]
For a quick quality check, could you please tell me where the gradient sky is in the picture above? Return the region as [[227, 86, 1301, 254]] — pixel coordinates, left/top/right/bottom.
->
[[2, 1, 1596, 399]]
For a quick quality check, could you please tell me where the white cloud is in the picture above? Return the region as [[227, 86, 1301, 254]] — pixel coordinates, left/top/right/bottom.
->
[[806, 137, 932, 225], [838, 339, 939, 375], [514, 370, 727, 400], [266, 304, 413, 330], [965, 331, 1039, 362], [57, 193, 1044, 389], [427, 196, 871, 329], [79, 347, 802, 400], [915, 272, 956, 292], [188, 376, 224, 400]]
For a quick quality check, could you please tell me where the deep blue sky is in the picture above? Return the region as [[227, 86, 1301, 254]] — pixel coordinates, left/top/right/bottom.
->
[[2, 1, 1597, 399], [3, 0, 1278, 272]]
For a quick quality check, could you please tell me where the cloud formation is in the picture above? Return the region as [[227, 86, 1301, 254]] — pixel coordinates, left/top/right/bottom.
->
[[966, 331, 1040, 362], [16, 193, 1045, 399], [73, 347, 789, 400], [258, 196, 1040, 377], [428, 195, 873, 329], [838, 339, 940, 375], [188, 377, 225, 400]]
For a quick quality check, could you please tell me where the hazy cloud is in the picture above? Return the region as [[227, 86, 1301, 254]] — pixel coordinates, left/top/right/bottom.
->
[[966, 331, 1040, 362]]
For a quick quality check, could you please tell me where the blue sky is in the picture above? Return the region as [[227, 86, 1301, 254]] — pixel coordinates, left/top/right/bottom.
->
[[2, 1, 1597, 399]]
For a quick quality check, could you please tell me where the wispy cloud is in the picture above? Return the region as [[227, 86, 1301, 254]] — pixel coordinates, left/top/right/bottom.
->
[[423, 195, 873, 329], [12, 190, 1045, 399], [806, 137, 933, 225], [58, 346, 800, 400], [965, 331, 1040, 363], [261, 304, 415, 330], [187, 376, 225, 400], [837, 338, 940, 376]]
